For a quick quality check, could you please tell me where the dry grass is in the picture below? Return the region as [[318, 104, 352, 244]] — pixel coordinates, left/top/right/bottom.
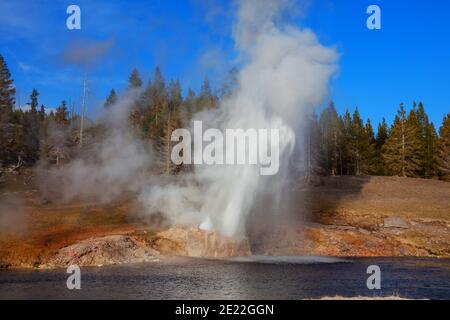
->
[[304, 176, 450, 221]]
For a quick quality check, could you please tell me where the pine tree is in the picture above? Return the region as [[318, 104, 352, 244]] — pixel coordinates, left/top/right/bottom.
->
[[128, 68, 143, 89], [437, 113, 450, 180], [382, 104, 421, 177], [156, 79, 183, 175], [220, 67, 239, 98], [200, 76, 211, 99], [343, 108, 375, 175], [349, 108, 365, 175], [23, 89, 40, 162], [127, 69, 145, 129], [9, 115, 24, 165], [336, 115, 347, 175], [407, 106, 424, 176], [364, 118, 377, 174], [39, 104, 46, 122], [182, 88, 196, 125], [423, 122, 439, 178], [319, 102, 340, 175], [168, 80, 182, 109], [0, 54, 16, 123], [29, 89, 38, 113], [38, 104, 48, 157], [145, 67, 168, 141], [197, 76, 217, 111], [306, 113, 324, 178], [339, 109, 353, 175], [55, 100, 69, 125], [415, 102, 429, 139], [104, 89, 118, 109], [415, 102, 438, 178], [0, 54, 17, 164], [374, 117, 389, 175]]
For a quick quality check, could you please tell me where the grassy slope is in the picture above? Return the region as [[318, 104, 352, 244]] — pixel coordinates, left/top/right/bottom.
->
[[300, 176, 449, 220]]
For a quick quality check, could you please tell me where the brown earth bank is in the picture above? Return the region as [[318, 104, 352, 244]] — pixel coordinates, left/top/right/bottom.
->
[[0, 170, 449, 269], [249, 176, 450, 257]]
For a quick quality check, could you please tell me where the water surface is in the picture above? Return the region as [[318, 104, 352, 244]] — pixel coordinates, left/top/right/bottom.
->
[[0, 257, 449, 299]]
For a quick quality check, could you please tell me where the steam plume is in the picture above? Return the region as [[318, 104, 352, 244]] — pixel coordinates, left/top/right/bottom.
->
[[37, 90, 152, 203], [140, 0, 338, 237], [0, 195, 27, 238]]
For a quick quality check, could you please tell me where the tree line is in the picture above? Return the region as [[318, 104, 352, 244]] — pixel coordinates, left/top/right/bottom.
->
[[0, 54, 220, 174], [0, 55, 74, 169], [1, 53, 449, 180], [117, 67, 220, 175], [306, 101, 450, 180]]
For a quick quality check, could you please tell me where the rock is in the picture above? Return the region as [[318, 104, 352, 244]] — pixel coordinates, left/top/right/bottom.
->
[[358, 228, 372, 235], [151, 227, 251, 258], [0, 261, 11, 270], [46, 235, 159, 268], [249, 223, 433, 257], [383, 217, 410, 229]]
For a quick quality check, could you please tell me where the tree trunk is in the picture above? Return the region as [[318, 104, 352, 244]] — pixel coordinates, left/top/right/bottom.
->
[[164, 111, 171, 175], [402, 122, 406, 177]]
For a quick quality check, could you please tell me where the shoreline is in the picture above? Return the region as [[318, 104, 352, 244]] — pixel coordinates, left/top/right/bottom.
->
[[1, 176, 449, 270], [2, 250, 449, 272]]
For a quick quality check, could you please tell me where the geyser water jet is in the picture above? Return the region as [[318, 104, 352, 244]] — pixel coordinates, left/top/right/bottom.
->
[[140, 0, 338, 238], [171, 120, 281, 175]]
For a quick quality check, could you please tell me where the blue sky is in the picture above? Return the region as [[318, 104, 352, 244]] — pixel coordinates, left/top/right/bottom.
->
[[0, 0, 449, 128]]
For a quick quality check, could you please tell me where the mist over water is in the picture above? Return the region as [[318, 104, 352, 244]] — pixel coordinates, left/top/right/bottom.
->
[[141, 0, 337, 237]]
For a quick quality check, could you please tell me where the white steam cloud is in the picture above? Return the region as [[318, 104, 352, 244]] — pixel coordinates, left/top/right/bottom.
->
[[34, 0, 337, 238], [140, 0, 338, 237], [0, 194, 28, 238], [37, 90, 152, 203]]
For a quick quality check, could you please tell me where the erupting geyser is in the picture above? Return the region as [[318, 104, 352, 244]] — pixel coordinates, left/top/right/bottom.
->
[[140, 0, 338, 237]]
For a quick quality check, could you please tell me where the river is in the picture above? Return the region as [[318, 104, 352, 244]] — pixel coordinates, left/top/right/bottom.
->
[[0, 257, 449, 299]]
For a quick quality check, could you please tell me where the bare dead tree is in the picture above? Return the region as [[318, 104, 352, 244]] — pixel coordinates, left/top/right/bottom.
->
[[48, 147, 69, 167], [80, 71, 89, 148], [11, 155, 23, 172]]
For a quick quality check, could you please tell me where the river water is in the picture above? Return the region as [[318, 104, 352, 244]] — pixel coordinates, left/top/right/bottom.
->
[[0, 256, 449, 299]]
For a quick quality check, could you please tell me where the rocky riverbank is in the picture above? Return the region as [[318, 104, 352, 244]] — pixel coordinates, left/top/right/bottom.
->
[[4, 213, 449, 270], [43, 235, 159, 268], [249, 217, 450, 257], [2, 227, 251, 269]]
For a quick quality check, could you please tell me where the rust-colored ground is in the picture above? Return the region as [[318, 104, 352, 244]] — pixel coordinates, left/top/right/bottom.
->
[[0, 199, 145, 267], [0, 168, 149, 267], [1, 170, 449, 268]]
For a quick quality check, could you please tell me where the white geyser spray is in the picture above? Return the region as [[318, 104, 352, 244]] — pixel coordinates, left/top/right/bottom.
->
[[140, 0, 338, 237]]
